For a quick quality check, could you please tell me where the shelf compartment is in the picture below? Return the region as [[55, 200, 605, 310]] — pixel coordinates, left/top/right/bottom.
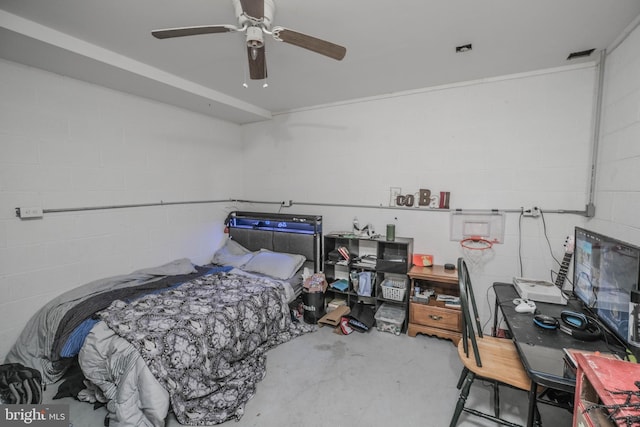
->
[[376, 259, 408, 273]]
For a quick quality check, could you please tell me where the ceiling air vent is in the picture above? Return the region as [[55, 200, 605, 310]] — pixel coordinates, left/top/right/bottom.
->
[[567, 48, 595, 60], [456, 44, 472, 53]]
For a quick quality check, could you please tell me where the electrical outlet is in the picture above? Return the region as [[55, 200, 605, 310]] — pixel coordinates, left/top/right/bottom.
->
[[16, 206, 44, 219], [522, 207, 540, 217]]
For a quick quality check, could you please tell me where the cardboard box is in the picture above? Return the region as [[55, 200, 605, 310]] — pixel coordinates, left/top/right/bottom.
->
[[318, 305, 351, 327], [303, 273, 328, 293], [327, 298, 347, 313]]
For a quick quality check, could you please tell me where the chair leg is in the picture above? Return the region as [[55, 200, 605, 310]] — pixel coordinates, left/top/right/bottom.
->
[[527, 382, 538, 427], [450, 370, 475, 427], [493, 380, 500, 418], [534, 405, 542, 427], [456, 367, 469, 389]]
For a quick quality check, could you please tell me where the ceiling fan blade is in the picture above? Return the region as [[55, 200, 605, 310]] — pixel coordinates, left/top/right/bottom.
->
[[273, 28, 346, 60], [239, 0, 264, 19], [152, 25, 234, 39], [247, 45, 267, 80]]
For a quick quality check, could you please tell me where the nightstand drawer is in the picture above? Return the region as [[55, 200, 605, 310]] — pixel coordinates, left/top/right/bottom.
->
[[410, 304, 461, 332]]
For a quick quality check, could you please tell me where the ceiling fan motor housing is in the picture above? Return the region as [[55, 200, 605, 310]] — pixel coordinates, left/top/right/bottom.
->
[[234, 0, 275, 29]]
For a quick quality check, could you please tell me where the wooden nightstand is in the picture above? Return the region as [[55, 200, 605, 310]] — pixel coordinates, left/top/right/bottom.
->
[[407, 265, 461, 344]]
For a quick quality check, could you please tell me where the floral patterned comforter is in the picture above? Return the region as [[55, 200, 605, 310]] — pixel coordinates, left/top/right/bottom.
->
[[97, 272, 314, 425]]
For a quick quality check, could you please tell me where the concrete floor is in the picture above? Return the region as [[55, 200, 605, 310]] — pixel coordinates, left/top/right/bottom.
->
[[46, 327, 573, 427]]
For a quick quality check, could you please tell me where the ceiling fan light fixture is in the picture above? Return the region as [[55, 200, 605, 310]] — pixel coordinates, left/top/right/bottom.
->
[[246, 26, 264, 51]]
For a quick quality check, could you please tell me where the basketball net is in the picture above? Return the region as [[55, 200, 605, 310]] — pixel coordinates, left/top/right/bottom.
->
[[460, 236, 494, 272]]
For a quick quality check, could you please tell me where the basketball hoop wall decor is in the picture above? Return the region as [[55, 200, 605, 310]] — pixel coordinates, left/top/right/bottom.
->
[[460, 236, 495, 270], [460, 237, 493, 250], [451, 211, 503, 270], [450, 211, 505, 244]]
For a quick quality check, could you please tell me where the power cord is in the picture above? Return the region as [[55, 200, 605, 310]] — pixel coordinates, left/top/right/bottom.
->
[[587, 315, 635, 361], [540, 209, 562, 268], [483, 285, 507, 336], [518, 211, 524, 276], [540, 209, 574, 289], [519, 208, 573, 289]]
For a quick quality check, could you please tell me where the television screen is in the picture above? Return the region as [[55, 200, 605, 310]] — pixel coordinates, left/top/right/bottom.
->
[[573, 227, 640, 344]]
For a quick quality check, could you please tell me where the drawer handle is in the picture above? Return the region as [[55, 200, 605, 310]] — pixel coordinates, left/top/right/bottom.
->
[[429, 315, 443, 321]]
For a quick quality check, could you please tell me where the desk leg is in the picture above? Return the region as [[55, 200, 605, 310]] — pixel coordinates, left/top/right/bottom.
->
[[492, 294, 499, 337], [527, 382, 537, 427]]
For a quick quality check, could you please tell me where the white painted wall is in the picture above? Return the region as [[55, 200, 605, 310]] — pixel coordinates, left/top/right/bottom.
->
[[588, 23, 640, 244], [0, 59, 243, 358], [242, 66, 598, 326]]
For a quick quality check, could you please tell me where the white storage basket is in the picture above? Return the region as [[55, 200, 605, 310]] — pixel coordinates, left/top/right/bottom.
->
[[381, 277, 407, 301]]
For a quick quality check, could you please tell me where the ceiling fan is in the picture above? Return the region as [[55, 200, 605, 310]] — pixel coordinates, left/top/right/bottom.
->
[[151, 0, 347, 81]]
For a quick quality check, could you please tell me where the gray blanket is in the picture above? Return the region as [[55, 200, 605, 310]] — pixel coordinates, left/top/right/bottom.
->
[[4, 259, 197, 383]]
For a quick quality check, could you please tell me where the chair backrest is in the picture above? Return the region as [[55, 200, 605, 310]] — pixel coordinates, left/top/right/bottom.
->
[[458, 257, 484, 367]]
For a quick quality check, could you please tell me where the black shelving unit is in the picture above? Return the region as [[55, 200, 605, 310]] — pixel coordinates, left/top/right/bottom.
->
[[323, 233, 413, 332]]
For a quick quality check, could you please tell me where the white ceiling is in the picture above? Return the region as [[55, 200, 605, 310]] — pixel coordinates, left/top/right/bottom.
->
[[1, 0, 640, 124]]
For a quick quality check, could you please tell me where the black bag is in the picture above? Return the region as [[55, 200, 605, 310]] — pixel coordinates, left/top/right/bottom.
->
[[0, 363, 43, 404], [347, 302, 376, 332]]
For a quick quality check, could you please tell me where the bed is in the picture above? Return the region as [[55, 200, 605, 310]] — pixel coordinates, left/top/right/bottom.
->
[[4, 211, 323, 426]]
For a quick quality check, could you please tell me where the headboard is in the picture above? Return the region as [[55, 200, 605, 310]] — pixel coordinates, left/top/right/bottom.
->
[[225, 211, 323, 272]]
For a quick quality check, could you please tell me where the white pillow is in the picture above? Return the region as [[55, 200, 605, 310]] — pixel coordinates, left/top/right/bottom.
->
[[242, 249, 306, 280], [212, 238, 254, 268]]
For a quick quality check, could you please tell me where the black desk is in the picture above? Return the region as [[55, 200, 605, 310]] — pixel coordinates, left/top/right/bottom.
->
[[492, 283, 618, 426]]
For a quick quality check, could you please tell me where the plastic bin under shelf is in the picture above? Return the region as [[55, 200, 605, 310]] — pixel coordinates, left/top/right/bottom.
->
[[375, 303, 406, 335]]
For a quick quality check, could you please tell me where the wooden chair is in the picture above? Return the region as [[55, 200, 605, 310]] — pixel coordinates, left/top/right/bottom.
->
[[449, 257, 536, 427]]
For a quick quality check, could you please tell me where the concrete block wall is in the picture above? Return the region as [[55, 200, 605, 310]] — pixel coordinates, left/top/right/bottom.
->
[[0, 59, 243, 359], [591, 22, 640, 244]]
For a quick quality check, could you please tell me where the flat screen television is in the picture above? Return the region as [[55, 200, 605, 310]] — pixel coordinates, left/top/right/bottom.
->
[[573, 227, 640, 344]]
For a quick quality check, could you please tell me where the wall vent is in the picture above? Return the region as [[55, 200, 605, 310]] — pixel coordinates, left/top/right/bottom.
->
[[567, 48, 596, 60]]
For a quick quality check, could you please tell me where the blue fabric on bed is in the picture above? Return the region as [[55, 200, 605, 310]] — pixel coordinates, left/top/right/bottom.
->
[[60, 318, 100, 358], [59, 265, 233, 358]]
